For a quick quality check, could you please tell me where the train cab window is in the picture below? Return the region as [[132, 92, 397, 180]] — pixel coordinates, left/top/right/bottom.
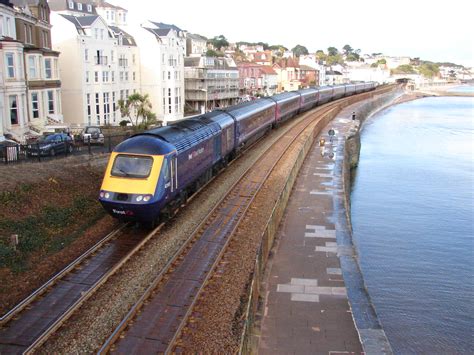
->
[[111, 154, 153, 178], [162, 158, 170, 183]]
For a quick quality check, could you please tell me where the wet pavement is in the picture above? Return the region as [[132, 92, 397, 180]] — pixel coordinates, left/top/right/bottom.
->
[[256, 102, 393, 355]]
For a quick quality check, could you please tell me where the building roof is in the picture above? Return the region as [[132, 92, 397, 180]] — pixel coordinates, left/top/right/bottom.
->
[[97, 1, 126, 10], [186, 33, 207, 42], [144, 27, 172, 37], [150, 21, 183, 32], [49, 0, 97, 14], [260, 66, 277, 75], [60, 14, 99, 29], [109, 25, 136, 46], [299, 65, 317, 71], [326, 70, 342, 75]]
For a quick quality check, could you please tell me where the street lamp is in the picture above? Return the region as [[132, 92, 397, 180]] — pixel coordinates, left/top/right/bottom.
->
[[198, 88, 208, 114]]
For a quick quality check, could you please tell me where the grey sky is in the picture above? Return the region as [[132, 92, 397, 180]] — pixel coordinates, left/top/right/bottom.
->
[[113, 0, 474, 67]]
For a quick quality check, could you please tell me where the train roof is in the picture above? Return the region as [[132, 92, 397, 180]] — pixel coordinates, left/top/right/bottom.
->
[[138, 118, 221, 153], [271, 91, 300, 100], [114, 134, 176, 155], [199, 110, 235, 128], [224, 98, 275, 119]]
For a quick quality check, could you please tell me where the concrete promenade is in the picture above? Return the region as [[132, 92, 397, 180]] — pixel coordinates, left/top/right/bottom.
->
[[256, 101, 393, 354]]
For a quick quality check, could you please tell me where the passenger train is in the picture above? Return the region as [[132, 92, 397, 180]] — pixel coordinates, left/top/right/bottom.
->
[[99, 83, 376, 224]]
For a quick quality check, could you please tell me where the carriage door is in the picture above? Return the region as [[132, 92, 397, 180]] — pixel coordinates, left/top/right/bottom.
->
[[170, 155, 178, 193]]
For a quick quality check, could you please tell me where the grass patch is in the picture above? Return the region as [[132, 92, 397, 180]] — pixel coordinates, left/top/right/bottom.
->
[[0, 195, 103, 271]]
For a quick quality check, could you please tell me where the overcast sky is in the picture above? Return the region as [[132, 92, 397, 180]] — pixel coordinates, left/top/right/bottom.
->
[[112, 0, 474, 67]]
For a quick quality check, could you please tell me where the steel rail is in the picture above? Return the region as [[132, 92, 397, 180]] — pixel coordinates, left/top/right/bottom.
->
[[0, 223, 128, 326]]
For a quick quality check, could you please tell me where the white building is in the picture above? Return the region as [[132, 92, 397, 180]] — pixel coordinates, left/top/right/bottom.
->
[[299, 54, 326, 86], [122, 21, 185, 124], [0, 0, 25, 139], [50, 7, 140, 127], [186, 32, 206, 57]]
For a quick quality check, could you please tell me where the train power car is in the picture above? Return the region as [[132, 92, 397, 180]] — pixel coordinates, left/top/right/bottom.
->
[[99, 82, 377, 224]]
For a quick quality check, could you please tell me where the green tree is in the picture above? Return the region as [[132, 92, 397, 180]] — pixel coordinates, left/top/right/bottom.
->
[[419, 62, 440, 78], [206, 49, 223, 57], [292, 44, 309, 57], [118, 93, 157, 128], [342, 44, 353, 55], [208, 35, 229, 50], [327, 46, 338, 56], [391, 64, 416, 74], [315, 50, 327, 61]]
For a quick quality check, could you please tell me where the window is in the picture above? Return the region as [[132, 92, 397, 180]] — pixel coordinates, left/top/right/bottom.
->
[[31, 92, 39, 119], [6, 53, 15, 78], [28, 56, 37, 79], [56, 89, 61, 114], [168, 88, 172, 114], [132, 54, 135, 64], [42, 31, 50, 48], [162, 54, 165, 64], [103, 92, 110, 124], [112, 155, 153, 178], [77, 3, 82, 11], [168, 71, 171, 80], [112, 92, 116, 122], [95, 93, 100, 124], [111, 12, 115, 21], [85, 49, 89, 61], [119, 71, 123, 81], [100, 29, 104, 40], [24, 24, 33, 44], [106, 11, 109, 20], [47, 90, 54, 114], [94, 28, 99, 39], [175, 88, 179, 113], [111, 71, 115, 82], [44, 58, 52, 79], [86, 71, 89, 83], [9, 95, 18, 124], [86, 93, 91, 124], [102, 71, 109, 82], [68, 1, 74, 10], [124, 72, 128, 81], [162, 88, 166, 114], [123, 13, 126, 22], [111, 50, 114, 62], [87, 4, 92, 12], [95, 71, 99, 82], [133, 72, 136, 81], [6, 17, 11, 37]]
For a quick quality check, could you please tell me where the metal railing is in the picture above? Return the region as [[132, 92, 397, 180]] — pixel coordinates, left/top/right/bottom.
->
[[1, 133, 131, 165]]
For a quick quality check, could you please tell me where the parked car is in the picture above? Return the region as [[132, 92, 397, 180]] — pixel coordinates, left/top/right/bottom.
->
[[81, 126, 105, 145], [27, 133, 74, 157]]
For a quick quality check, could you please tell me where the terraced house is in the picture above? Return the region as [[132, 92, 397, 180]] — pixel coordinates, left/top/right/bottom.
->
[[0, 0, 62, 141], [49, 0, 140, 128]]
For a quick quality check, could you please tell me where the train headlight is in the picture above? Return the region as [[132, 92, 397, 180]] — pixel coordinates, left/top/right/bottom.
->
[[143, 195, 151, 202], [100, 191, 111, 199], [136, 195, 143, 202]]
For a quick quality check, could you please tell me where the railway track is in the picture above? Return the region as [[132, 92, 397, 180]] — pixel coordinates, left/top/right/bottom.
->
[[0, 223, 161, 354], [97, 97, 350, 353]]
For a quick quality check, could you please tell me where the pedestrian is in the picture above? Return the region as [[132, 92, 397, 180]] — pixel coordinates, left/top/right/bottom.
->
[[352, 111, 356, 120]]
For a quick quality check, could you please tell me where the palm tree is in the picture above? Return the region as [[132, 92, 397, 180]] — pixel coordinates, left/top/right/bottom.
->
[[118, 93, 157, 128]]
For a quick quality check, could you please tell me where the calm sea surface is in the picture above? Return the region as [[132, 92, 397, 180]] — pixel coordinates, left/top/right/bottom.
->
[[350, 94, 474, 354]]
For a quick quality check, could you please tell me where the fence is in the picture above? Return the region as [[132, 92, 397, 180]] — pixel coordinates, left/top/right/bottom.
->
[[1, 133, 131, 165]]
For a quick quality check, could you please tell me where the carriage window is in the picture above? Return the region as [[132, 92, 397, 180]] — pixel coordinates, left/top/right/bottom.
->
[[112, 155, 153, 178]]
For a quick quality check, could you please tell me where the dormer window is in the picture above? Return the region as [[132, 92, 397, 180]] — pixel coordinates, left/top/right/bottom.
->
[[68, 1, 74, 10], [87, 4, 92, 12], [77, 3, 82, 11]]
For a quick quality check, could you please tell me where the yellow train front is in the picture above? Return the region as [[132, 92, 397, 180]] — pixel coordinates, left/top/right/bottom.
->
[[99, 134, 177, 223]]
